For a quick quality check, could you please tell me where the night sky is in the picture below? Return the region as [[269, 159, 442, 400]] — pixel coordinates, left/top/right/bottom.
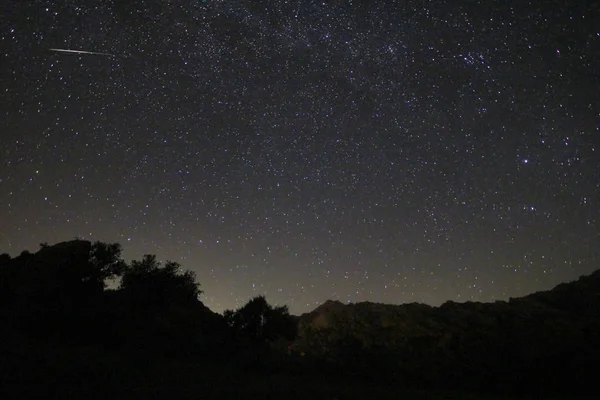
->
[[1, 0, 599, 314]]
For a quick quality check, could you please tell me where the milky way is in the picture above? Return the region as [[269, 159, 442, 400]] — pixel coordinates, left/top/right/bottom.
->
[[1, 0, 599, 313]]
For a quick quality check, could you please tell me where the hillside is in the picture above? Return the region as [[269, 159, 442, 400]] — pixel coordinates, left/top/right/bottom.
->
[[295, 270, 600, 395]]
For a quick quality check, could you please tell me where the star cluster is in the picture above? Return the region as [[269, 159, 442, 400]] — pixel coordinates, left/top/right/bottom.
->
[[1, 0, 599, 313]]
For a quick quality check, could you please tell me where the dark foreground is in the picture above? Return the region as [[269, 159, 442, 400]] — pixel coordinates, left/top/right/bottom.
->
[[1, 241, 598, 399], [0, 333, 592, 400]]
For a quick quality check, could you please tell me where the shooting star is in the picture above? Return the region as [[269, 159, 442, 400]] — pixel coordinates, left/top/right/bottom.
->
[[49, 48, 117, 57]]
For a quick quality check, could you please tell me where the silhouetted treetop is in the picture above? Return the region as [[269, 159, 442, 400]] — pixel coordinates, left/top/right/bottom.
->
[[89, 241, 127, 284], [0, 253, 10, 264], [224, 295, 297, 342], [120, 254, 202, 308]]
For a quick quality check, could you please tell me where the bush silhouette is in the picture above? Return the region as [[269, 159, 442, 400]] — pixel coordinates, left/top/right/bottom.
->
[[224, 295, 297, 343]]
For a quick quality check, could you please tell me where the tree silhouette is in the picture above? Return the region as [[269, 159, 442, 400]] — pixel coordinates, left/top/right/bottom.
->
[[1, 240, 125, 304], [88, 241, 127, 285], [120, 254, 201, 309], [224, 295, 297, 342], [0, 253, 10, 264], [0, 240, 128, 341]]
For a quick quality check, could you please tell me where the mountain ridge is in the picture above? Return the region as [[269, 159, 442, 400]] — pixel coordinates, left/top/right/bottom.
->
[[293, 268, 600, 393], [300, 268, 600, 321]]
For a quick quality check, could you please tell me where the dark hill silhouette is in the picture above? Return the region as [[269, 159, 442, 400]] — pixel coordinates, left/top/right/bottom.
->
[[296, 270, 600, 395]]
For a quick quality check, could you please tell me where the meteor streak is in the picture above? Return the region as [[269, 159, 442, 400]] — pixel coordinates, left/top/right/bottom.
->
[[49, 48, 116, 57]]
